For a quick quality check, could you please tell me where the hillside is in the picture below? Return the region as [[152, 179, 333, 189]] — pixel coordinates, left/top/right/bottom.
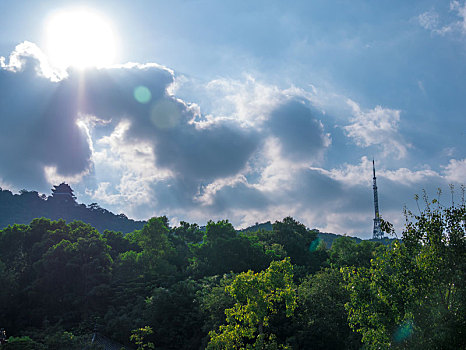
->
[[0, 185, 145, 233], [239, 221, 366, 248]]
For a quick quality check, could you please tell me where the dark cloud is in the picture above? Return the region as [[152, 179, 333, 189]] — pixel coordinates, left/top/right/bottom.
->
[[152, 124, 259, 181], [0, 53, 91, 188], [79, 67, 260, 182], [78, 64, 174, 120], [204, 181, 270, 212], [266, 100, 329, 162], [292, 168, 344, 203]]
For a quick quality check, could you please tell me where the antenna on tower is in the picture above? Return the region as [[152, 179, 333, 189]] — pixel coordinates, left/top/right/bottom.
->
[[372, 159, 384, 239]]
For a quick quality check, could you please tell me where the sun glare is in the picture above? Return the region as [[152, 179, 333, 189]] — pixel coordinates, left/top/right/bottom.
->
[[45, 8, 117, 69]]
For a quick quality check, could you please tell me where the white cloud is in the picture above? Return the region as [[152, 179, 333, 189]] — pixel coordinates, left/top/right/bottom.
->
[[443, 158, 466, 183], [310, 157, 373, 186], [1, 41, 66, 82], [202, 76, 291, 127], [194, 174, 250, 206], [382, 167, 440, 185], [418, 10, 439, 31], [418, 1, 466, 36], [450, 1, 466, 33], [344, 99, 409, 159], [44, 166, 90, 186], [312, 156, 441, 187], [88, 120, 172, 217]]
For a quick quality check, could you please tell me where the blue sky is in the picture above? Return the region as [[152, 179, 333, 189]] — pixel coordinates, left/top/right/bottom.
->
[[0, 0, 465, 238]]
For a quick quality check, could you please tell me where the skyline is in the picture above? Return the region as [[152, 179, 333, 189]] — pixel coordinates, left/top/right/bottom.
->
[[0, 0, 465, 238]]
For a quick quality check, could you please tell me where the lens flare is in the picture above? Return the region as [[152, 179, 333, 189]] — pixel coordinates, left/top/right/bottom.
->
[[309, 238, 322, 252], [393, 320, 414, 343], [134, 86, 152, 104]]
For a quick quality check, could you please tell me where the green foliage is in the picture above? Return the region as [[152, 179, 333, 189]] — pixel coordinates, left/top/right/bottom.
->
[[42, 330, 90, 350], [293, 268, 361, 349], [103, 229, 139, 259], [2, 206, 464, 350], [171, 221, 203, 244], [207, 258, 297, 349], [190, 220, 271, 277], [143, 279, 204, 349], [271, 217, 317, 267], [124, 217, 179, 283], [130, 326, 155, 349], [33, 222, 113, 321], [204, 219, 237, 241], [196, 275, 236, 347], [0, 330, 92, 350], [1, 336, 43, 350], [244, 217, 323, 275], [344, 201, 466, 349], [329, 236, 381, 268]]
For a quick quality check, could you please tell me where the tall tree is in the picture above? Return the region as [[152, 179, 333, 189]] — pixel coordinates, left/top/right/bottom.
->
[[345, 200, 466, 349], [207, 258, 297, 349]]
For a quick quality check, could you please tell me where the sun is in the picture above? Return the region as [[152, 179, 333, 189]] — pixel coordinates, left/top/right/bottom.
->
[[45, 8, 117, 69]]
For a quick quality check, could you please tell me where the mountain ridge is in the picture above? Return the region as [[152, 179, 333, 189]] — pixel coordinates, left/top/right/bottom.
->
[[0, 186, 145, 233], [1, 185, 391, 246]]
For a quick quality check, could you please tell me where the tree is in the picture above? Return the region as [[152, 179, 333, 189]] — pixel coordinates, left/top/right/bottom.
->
[[249, 217, 319, 271], [32, 221, 113, 323], [1, 336, 43, 350], [125, 217, 178, 282], [130, 326, 155, 350], [190, 220, 271, 277], [196, 275, 236, 348], [329, 236, 381, 268], [142, 280, 204, 349], [293, 268, 361, 349], [207, 258, 297, 349], [344, 199, 466, 349]]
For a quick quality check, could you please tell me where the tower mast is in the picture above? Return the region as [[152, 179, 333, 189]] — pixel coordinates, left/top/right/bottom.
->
[[372, 159, 383, 239]]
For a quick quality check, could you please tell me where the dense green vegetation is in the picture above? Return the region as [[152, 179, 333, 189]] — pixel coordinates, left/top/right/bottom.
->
[[0, 199, 464, 349]]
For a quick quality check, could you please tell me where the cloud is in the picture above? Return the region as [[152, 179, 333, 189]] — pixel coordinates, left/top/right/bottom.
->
[[343, 99, 409, 159], [267, 100, 331, 162], [0, 42, 332, 219], [315, 156, 445, 190], [202, 76, 286, 126], [1, 41, 65, 81], [443, 158, 466, 183], [0, 42, 92, 189], [418, 1, 466, 36], [1, 41, 461, 238], [418, 10, 439, 31]]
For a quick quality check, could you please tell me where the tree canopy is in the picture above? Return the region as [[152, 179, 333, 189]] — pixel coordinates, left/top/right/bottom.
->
[[0, 196, 464, 349], [345, 200, 466, 349]]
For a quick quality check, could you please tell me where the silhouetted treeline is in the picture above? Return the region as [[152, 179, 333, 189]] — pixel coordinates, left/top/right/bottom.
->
[[0, 187, 145, 233]]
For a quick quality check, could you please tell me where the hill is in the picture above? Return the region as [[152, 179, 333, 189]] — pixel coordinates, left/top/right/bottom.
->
[[0, 184, 145, 233], [239, 221, 367, 248]]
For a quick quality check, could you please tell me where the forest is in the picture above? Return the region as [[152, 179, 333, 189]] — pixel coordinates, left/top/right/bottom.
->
[[0, 198, 464, 349]]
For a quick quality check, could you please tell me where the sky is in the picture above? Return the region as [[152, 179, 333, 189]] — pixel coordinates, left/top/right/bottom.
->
[[0, 0, 465, 238]]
